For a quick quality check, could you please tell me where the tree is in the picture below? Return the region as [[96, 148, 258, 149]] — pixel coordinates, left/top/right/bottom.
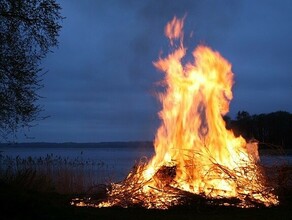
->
[[0, 0, 63, 140], [230, 111, 292, 149], [236, 111, 250, 121]]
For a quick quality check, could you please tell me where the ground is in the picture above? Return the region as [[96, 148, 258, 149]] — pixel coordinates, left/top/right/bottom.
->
[[0, 182, 291, 220]]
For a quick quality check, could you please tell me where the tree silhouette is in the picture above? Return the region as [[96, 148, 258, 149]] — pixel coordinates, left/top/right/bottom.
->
[[0, 0, 63, 140], [230, 111, 292, 149]]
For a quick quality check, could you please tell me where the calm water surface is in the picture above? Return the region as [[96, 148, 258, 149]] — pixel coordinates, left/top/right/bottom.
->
[[0, 144, 291, 181], [0, 144, 154, 181]]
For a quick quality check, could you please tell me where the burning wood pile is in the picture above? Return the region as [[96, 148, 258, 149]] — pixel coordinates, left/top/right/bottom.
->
[[72, 17, 279, 209]]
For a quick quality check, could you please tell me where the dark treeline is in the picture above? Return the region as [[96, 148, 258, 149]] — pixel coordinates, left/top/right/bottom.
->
[[224, 111, 292, 149]]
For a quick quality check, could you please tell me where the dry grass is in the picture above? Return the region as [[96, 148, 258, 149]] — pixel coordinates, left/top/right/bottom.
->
[[74, 146, 292, 209], [0, 148, 291, 220], [0, 153, 112, 194]]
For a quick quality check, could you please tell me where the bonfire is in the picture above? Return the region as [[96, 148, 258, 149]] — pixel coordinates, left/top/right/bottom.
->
[[73, 17, 279, 209]]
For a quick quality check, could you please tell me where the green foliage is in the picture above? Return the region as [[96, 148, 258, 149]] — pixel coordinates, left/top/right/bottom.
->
[[0, 0, 63, 139]]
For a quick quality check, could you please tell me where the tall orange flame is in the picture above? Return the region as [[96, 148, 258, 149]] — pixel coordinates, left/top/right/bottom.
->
[[143, 17, 275, 202], [78, 17, 279, 209]]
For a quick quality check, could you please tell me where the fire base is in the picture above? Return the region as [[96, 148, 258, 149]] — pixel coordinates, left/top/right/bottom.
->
[[72, 160, 278, 209]]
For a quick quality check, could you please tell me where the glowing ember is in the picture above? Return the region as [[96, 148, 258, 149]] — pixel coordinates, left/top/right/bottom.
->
[[74, 17, 278, 209]]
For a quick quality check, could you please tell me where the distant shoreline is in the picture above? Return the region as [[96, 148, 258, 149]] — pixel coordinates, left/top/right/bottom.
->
[[0, 141, 291, 156], [0, 141, 154, 149]]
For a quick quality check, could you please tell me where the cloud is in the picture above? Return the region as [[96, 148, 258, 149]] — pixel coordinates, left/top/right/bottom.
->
[[17, 0, 292, 142]]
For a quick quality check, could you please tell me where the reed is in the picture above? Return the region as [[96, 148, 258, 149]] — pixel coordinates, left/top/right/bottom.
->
[[0, 153, 112, 194]]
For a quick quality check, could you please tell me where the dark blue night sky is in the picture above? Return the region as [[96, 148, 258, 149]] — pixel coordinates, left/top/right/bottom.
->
[[19, 0, 292, 142]]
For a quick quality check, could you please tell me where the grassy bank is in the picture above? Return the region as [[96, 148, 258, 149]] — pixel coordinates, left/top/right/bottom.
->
[[0, 169, 291, 220], [0, 153, 291, 219], [0, 181, 291, 220], [0, 153, 112, 194]]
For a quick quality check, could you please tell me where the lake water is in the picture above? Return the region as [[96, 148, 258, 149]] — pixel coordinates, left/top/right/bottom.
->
[[0, 143, 155, 182], [0, 143, 291, 182]]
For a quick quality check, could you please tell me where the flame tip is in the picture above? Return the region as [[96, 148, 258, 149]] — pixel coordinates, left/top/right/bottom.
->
[[77, 16, 278, 209]]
